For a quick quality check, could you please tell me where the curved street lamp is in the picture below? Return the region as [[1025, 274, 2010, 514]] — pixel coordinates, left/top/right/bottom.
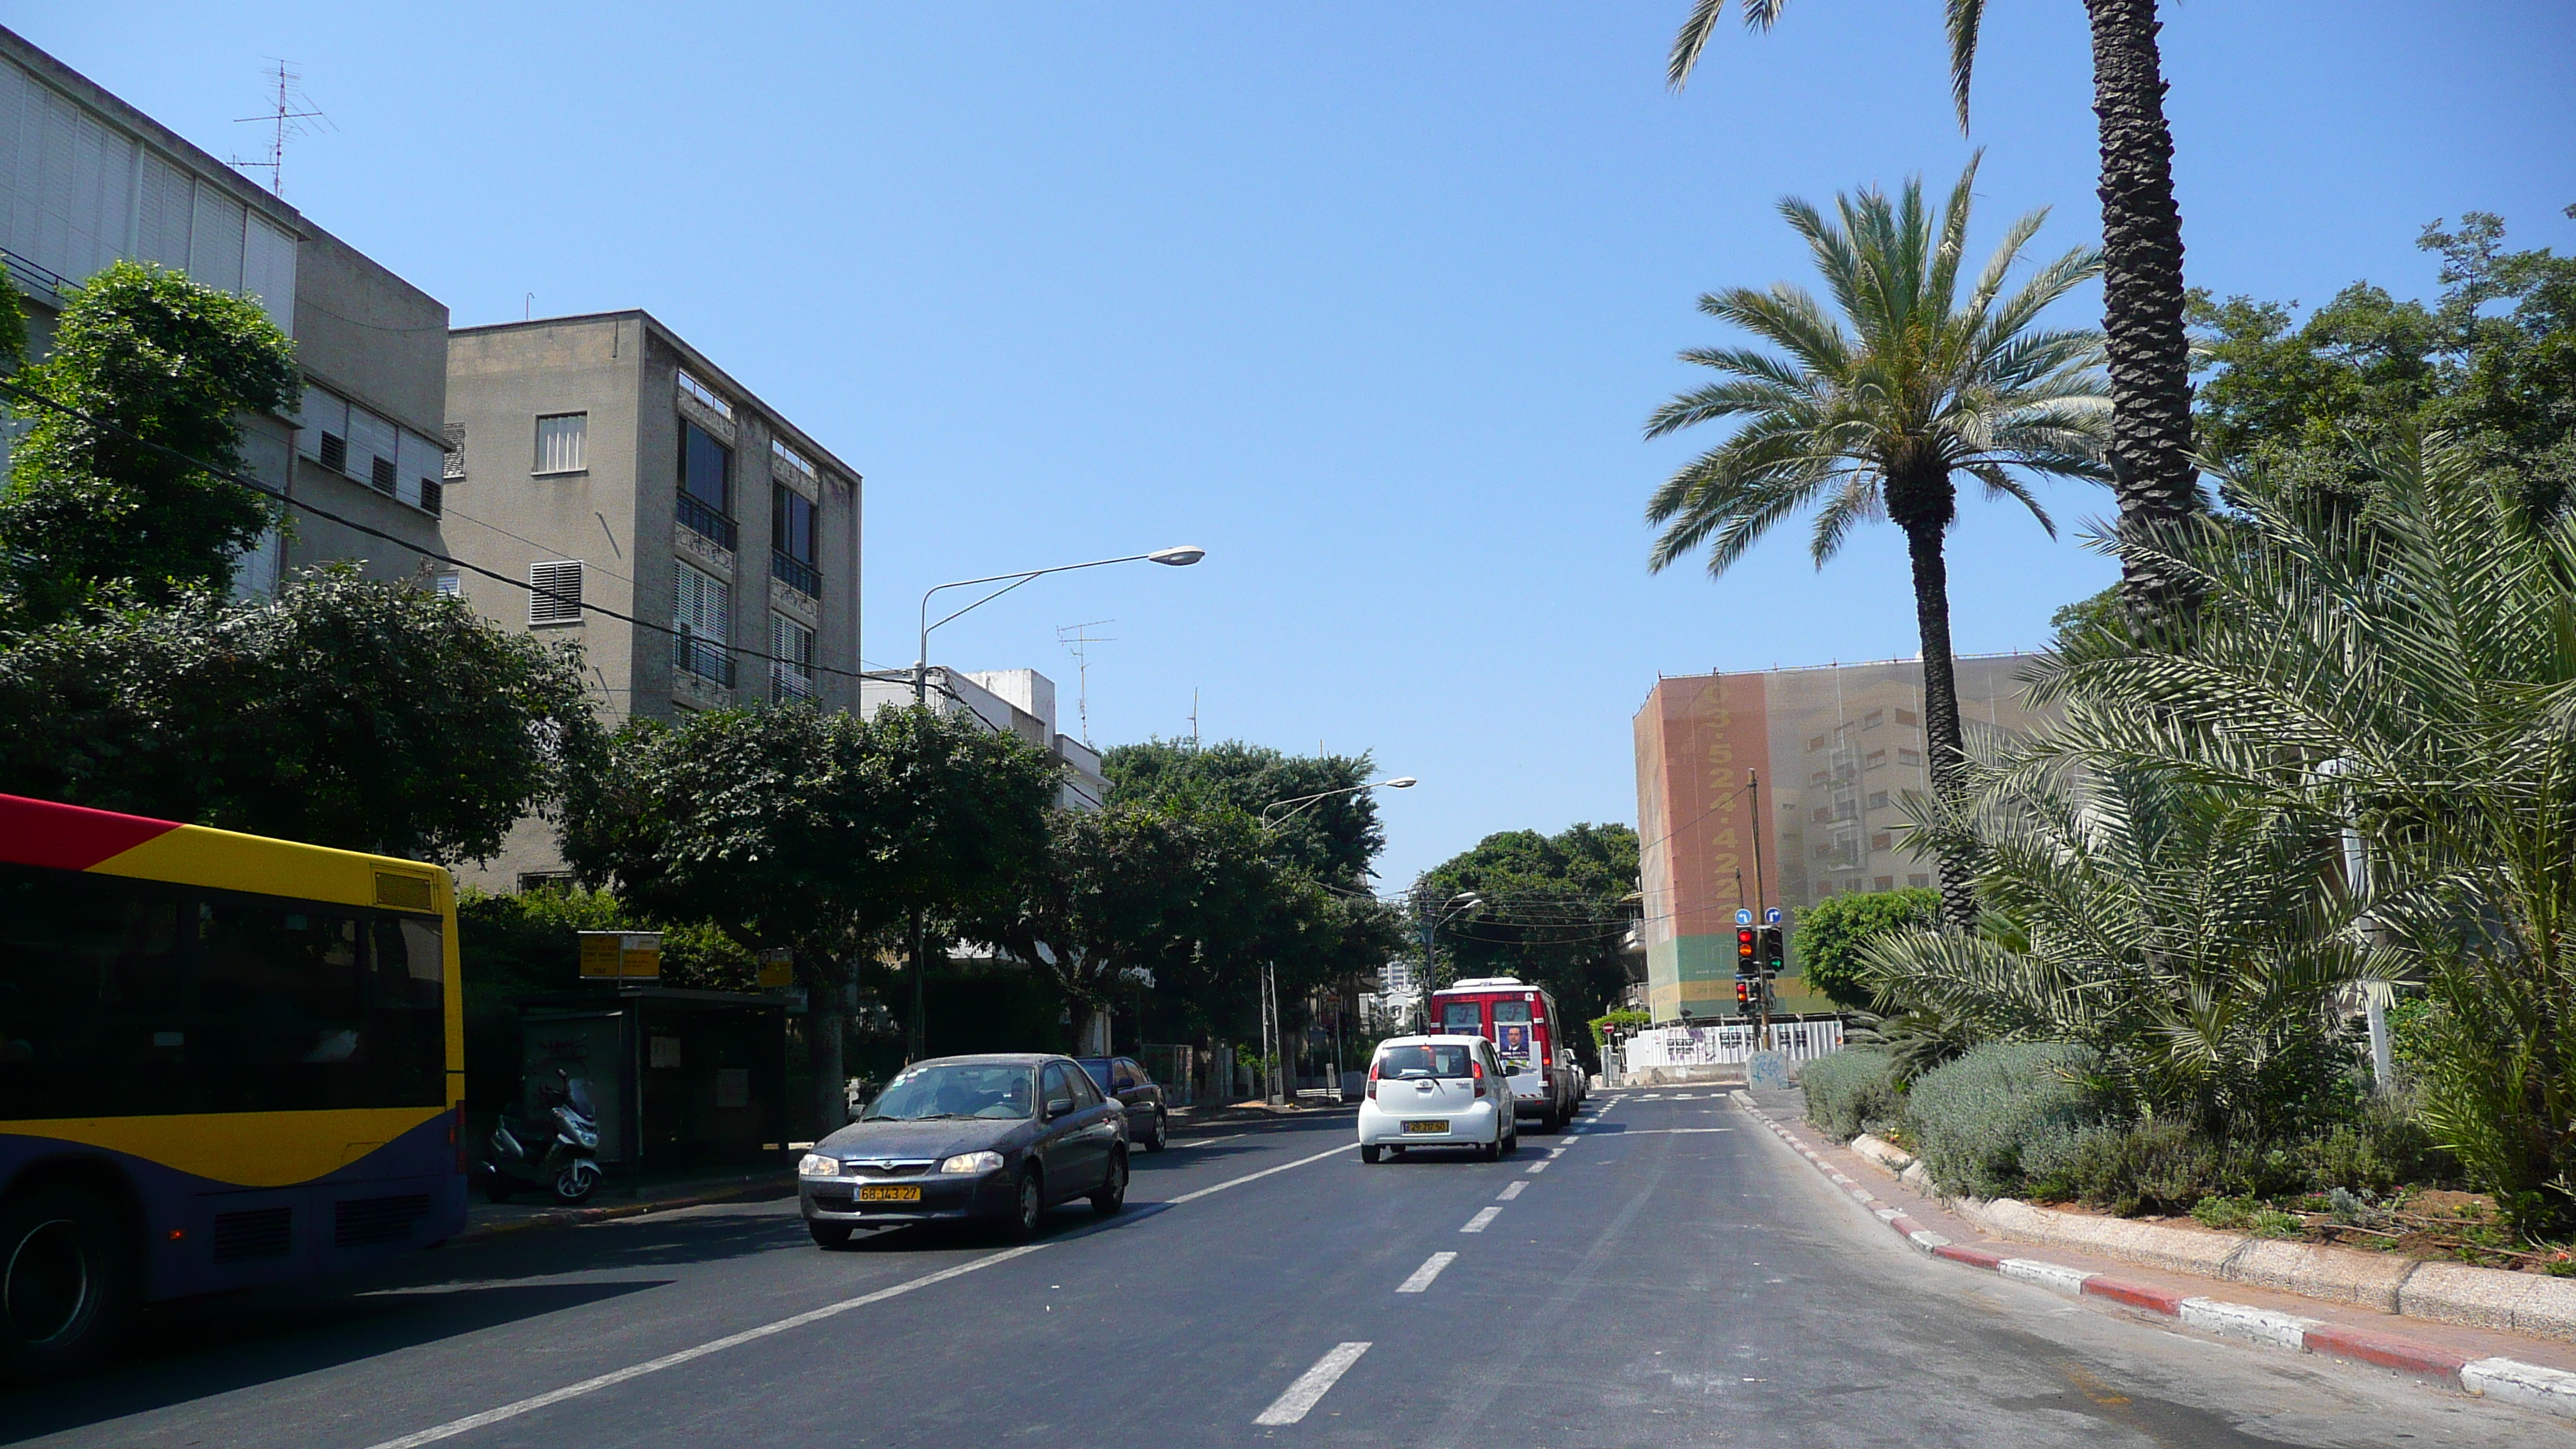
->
[[913, 545, 1205, 703], [1257, 776, 1416, 829]]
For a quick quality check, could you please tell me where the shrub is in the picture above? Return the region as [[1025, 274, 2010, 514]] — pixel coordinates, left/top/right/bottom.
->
[[1903, 1041, 2101, 1199], [1801, 1047, 1904, 1142], [2191, 1194, 2302, 1238], [1793, 889, 1939, 1010]]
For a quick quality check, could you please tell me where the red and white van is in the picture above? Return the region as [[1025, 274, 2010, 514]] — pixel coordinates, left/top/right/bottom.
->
[[1426, 977, 1572, 1130]]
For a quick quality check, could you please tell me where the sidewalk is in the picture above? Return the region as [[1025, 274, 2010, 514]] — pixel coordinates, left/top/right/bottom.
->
[[460, 1164, 796, 1242], [1728, 1081, 2576, 1418]]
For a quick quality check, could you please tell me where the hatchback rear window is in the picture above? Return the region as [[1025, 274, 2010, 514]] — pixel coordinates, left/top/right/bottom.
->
[[1375, 1045, 1473, 1080]]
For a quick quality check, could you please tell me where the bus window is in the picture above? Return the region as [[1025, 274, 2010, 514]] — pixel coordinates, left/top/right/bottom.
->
[[0, 865, 187, 1118], [1440, 1001, 1483, 1034]]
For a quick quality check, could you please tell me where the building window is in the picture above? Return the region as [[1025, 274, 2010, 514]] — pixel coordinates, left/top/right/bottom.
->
[[536, 413, 587, 474], [674, 564, 731, 685], [1808, 771, 1829, 788], [1896, 709, 1920, 727], [1810, 807, 1830, 824], [772, 484, 820, 598], [1862, 710, 1883, 728], [1870, 831, 1892, 851], [1807, 734, 1827, 752], [529, 560, 583, 625], [517, 872, 574, 895], [678, 421, 736, 550], [1865, 749, 1887, 770], [433, 574, 461, 599], [1907, 873, 1931, 889], [770, 612, 815, 702], [1868, 791, 1889, 810], [443, 423, 468, 481], [677, 369, 733, 420], [1898, 748, 1923, 767], [772, 439, 814, 480], [1874, 875, 1896, 892]]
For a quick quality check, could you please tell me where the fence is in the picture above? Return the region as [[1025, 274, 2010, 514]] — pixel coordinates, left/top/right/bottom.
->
[[1621, 1017, 1845, 1075]]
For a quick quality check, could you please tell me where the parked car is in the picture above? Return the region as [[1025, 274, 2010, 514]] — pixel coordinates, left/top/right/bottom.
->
[[1560, 1048, 1589, 1106], [1075, 1055, 1170, 1152], [1356, 1035, 1517, 1163], [798, 1053, 1128, 1246]]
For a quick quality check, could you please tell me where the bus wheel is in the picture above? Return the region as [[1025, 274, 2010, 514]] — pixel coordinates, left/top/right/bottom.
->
[[0, 1184, 135, 1382]]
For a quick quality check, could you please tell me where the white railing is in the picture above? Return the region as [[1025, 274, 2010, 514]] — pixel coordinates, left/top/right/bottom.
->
[[1622, 1018, 1845, 1074]]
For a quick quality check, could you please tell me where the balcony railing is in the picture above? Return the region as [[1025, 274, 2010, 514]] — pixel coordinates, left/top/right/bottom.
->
[[677, 491, 737, 551], [772, 549, 820, 598], [770, 666, 817, 704], [674, 634, 735, 688]]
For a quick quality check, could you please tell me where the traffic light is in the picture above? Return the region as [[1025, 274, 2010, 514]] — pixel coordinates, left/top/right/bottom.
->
[[1735, 978, 1753, 1012], [1761, 926, 1786, 976], [1735, 927, 1757, 978]]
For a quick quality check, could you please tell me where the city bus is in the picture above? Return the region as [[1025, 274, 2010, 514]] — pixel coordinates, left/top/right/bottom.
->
[[0, 794, 465, 1378], [1426, 977, 1574, 1130]]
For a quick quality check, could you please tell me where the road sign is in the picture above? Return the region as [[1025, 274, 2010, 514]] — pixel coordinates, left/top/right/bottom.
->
[[1764, 907, 1783, 925], [1735, 907, 1753, 926]]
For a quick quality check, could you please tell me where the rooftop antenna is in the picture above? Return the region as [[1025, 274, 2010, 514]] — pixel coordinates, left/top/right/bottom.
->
[[1054, 619, 1115, 748], [229, 60, 331, 198], [1190, 689, 1200, 745]]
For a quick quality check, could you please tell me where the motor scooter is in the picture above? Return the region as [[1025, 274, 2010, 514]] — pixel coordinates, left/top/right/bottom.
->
[[484, 1068, 603, 1204]]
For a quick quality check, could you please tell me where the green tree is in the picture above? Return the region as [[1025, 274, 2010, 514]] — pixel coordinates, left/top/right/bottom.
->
[[1420, 824, 1640, 1043], [0, 570, 602, 862], [1793, 887, 1938, 1010], [0, 262, 300, 625], [561, 704, 1056, 1133], [1670, 0, 2201, 624], [1644, 155, 2108, 930], [2190, 207, 2576, 522], [1102, 738, 1383, 886]]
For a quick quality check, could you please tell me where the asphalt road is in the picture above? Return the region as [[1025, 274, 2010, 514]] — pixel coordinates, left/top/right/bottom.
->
[[6, 1091, 2566, 1447]]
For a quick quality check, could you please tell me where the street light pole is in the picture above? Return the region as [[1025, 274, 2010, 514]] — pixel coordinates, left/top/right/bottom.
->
[[902, 543, 1206, 1061], [1256, 776, 1412, 1101]]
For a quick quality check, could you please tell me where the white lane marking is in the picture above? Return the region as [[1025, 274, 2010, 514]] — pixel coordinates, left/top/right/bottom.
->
[[1547, 1146, 1568, 1157], [1600, 1128, 1732, 1136], [1461, 1207, 1502, 1233], [1166, 1141, 1357, 1204], [1497, 1181, 1526, 1200], [1254, 1342, 1373, 1424], [1525, 1160, 1549, 1174], [369, 1139, 1355, 1449], [362, 1245, 1046, 1448], [1396, 1252, 1458, 1293], [1171, 1131, 1249, 1149]]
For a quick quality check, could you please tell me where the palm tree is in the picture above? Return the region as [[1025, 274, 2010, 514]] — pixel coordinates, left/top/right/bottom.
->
[[1670, 0, 2199, 625], [1643, 155, 2107, 930]]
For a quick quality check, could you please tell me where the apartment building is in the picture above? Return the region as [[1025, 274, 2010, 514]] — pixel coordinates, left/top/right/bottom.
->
[[1630, 654, 2058, 1021], [0, 26, 451, 594], [858, 666, 1112, 814], [442, 312, 862, 889]]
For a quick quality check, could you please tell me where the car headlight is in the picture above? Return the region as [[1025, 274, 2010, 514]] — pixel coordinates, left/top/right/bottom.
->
[[798, 1153, 843, 1177], [938, 1151, 1004, 1175]]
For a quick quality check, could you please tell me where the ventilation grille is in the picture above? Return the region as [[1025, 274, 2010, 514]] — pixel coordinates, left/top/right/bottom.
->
[[374, 871, 434, 912], [211, 1207, 293, 1264], [419, 478, 443, 516], [371, 455, 398, 493], [317, 433, 347, 472], [529, 560, 583, 625], [334, 1194, 430, 1249]]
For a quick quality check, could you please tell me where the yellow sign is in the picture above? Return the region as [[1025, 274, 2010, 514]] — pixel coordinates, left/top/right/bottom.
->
[[757, 949, 796, 990], [579, 931, 662, 980]]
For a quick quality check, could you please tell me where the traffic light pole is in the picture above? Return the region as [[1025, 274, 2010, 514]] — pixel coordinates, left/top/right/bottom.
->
[[1747, 769, 1772, 1052]]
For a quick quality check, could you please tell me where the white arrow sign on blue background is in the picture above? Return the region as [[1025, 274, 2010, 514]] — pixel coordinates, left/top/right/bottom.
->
[[1734, 908, 1753, 927]]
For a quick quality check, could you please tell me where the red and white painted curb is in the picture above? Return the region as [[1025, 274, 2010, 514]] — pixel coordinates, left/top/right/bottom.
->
[[1731, 1091, 2576, 1420]]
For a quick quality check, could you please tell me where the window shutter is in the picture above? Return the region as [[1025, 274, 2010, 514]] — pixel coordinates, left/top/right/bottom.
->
[[536, 413, 587, 474], [529, 560, 583, 624]]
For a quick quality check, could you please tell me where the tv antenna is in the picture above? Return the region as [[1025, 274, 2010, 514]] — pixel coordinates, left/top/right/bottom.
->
[[230, 60, 331, 198], [1055, 619, 1115, 747]]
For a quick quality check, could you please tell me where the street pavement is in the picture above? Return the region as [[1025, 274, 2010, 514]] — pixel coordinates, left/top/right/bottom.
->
[[5, 1091, 2562, 1447]]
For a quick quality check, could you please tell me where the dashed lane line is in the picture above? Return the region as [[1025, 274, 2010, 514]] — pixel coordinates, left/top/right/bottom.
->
[[1254, 1342, 1373, 1425], [1525, 1160, 1550, 1174], [1461, 1207, 1503, 1233], [1396, 1252, 1458, 1293], [1497, 1181, 1526, 1201]]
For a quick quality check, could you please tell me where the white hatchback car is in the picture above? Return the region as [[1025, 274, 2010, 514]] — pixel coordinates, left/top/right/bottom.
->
[[1358, 1035, 1518, 1163]]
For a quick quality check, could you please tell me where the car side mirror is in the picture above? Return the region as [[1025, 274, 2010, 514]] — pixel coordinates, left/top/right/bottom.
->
[[1046, 1096, 1075, 1119]]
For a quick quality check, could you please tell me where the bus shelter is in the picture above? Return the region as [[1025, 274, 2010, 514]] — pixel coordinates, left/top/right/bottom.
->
[[512, 987, 789, 1173]]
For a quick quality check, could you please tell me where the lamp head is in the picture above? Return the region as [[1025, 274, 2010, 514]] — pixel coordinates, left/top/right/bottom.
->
[[1148, 545, 1207, 567], [1382, 776, 1417, 789]]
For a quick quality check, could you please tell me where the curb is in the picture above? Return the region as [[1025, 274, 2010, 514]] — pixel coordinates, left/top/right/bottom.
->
[[1729, 1091, 2576, 1420], [456, 1175, 796, 1242]]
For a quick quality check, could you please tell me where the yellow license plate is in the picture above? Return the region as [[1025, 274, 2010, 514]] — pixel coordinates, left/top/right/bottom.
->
[[1402, 1119, 1448, 1135], [856, 1184, 922, 1203]]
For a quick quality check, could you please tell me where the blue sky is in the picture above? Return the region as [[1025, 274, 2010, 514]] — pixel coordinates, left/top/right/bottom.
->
[[19, 2, 2573, 886]]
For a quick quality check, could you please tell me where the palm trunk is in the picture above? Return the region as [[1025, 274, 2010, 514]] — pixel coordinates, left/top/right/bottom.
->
[[1902, 519, 1979, 934], [2085, 0, 2200, 625]]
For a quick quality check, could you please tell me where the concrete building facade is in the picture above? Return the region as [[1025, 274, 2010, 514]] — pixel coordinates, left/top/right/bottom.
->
[[443, 313, 862, 889], [857, 666, 1111, 814], [1631, 654, 2058, 1023], [0, 26, 451, 595]]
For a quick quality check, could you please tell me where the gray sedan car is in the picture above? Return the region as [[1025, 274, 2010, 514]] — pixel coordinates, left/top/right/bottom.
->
[[798, 1053, 1129, 1246]]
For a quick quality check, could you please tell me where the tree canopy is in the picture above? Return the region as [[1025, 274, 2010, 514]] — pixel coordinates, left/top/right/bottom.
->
[[1419, 823, 1640, 1036], [0, 261, 300, 626], [1102, 738, 1383, 887], [0, 570, 602, 863]]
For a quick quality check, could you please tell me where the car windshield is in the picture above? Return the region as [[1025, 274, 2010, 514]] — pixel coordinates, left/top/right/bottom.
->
[[862, 1063, 1036, 1121], [1075, 1058, 1114, 1091], [1376, 1044, 1473, 1080]]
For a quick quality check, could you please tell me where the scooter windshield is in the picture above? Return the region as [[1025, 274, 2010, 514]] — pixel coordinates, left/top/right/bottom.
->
[[564, 1077, 598, 1117]]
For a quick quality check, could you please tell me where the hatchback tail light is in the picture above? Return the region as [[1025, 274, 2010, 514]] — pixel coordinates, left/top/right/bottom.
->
[[1471, 1059, 1487, 1098], [1366, 1061, 1379, 1101]]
